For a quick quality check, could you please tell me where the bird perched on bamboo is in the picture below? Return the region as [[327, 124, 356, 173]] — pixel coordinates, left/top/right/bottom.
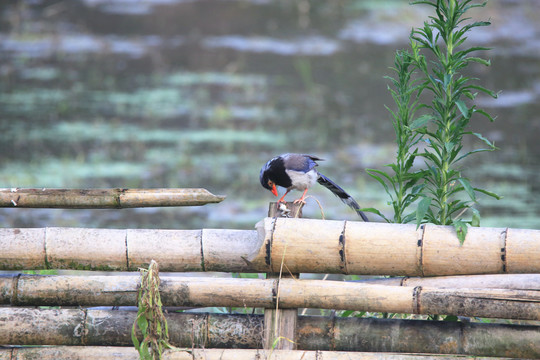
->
[[259, 153, 369, 221]]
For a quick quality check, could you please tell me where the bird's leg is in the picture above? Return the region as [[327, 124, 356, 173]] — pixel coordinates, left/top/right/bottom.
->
[[293, 189, 309, 204], [277, 189, 291, 203]]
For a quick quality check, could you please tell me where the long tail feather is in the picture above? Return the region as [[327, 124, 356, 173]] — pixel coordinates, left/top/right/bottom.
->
[[317, 173, 369, 222]]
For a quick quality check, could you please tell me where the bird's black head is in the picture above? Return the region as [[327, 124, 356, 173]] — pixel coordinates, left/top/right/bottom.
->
[[259, 155, 291, 196], [259, 156, 278, 191], [259, 166, 272, 191]]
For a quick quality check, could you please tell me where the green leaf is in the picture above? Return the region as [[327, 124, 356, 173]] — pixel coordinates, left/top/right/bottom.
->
[[467, 56, 491, 66], [416, 196, 432, 228], [137, 314, 149, 334], [131, 322, 141, 349], [360, 207, 391, 223], [339, 310, 356, 317], [456, 99, 470, 119], [473, 187, 503, 200], [410, 114, 432, 129], [471, 208, 481, 227], [366, 169, 394, 198], [468, 132, 496, 149], [454, 220, 468, 245], [458, 177, 476, 202]]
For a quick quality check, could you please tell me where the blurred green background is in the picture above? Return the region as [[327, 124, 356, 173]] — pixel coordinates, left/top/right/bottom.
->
[[0, 0, 539, 230]]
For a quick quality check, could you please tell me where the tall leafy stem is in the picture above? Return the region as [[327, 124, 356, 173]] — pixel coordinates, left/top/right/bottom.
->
[[362, 0, 500, 242], [365, 51, 426, 224]]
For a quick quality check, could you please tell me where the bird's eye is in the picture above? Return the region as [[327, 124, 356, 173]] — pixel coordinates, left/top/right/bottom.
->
[[268, 180, 273, 187]]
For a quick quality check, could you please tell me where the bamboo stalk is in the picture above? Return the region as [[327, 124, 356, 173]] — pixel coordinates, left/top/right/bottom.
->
[[264, 202, 302, 351], [359, 274, 540, 289], [0, 347, 525, 360], [1, 219, 540, 275], [2, 275, 540, 320], [0, 188, 225, 208], [251, 219, 540, 276], [0, 347, 524, 360], [0, 308, 262, 348], [0, 227, 260, 271], [1, 308, 540, 357]]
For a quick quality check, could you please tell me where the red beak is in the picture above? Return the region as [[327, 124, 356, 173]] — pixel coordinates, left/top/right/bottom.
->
[[271, 183, 278, 197]]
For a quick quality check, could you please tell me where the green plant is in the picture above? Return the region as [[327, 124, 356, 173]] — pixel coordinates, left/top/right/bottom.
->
[[411, 0, 500, 231], [365, 50, 427, 224], [132, 260, 183, 360], [365, 0, 500, 242]]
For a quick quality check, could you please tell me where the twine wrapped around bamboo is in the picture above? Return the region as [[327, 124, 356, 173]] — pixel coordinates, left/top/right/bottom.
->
[[1, 308, 540, 357], [0, 347, 528, 360], [2, 275, 540, 320], [1, 218, 540, 275], [0, 188, 225, 208]]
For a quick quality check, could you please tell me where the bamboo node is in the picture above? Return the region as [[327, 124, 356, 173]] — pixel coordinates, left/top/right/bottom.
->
[[412, 286, 422, 314], [501, 228, 508, 273]]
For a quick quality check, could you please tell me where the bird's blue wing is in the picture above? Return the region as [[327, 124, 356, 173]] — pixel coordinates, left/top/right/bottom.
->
[[281, 153, 321, 173]]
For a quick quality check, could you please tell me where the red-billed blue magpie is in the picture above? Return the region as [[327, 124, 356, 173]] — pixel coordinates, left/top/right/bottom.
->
[[260, 153, 369, 221]]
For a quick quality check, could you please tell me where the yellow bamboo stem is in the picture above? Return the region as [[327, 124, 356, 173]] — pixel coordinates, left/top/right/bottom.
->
[[2, 275, 540, 320], [1, 219, 540, 275], [361, 274, 540, 289], [0, 188, 225, 208]]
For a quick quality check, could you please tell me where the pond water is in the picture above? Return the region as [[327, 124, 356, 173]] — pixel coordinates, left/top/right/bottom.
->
[[0, 0, 539, 230]]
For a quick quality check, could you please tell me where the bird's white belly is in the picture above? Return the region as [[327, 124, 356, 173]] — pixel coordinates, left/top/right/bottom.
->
[[285, 169, 318, 190]]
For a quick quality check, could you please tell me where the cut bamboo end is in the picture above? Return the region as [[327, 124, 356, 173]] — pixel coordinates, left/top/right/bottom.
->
[[0, 188, 225, 208]]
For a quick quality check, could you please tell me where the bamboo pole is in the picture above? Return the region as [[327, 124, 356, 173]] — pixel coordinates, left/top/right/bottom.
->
[[0, 227, 260, 271], [2, 275, 540, 320], [1, 308, 540, 357], [1, 219, 540, 275], [0, 347, 524, 360], [359, 274, 540, 289], [0, 308, 262, 348], [0, 188, 225, 208], [253, 219, 540, 276], [264, 202, 303, 351], [0, 347, 525, 360]]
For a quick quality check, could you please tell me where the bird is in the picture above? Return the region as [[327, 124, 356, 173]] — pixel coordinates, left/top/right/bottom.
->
[[259, 153, 369, 221]]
